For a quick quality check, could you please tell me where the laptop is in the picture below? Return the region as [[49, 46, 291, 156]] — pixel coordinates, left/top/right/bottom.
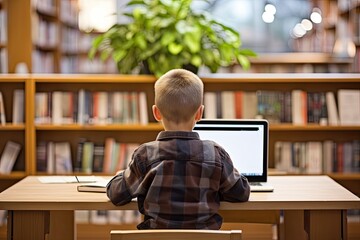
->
[[194, 119, 274, 192]]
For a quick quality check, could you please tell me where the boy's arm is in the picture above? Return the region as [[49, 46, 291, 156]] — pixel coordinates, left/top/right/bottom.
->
[[218, 148, 250, 202], [106, 148, 144, 205], [220, 174, 250, 202], [106, 170, 133, 205]]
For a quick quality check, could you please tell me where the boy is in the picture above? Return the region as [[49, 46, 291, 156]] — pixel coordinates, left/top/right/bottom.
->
[[106, 69, 250, 229]]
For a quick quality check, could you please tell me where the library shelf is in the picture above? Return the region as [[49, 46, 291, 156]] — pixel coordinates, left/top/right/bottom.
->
[[0, 124, 25, 130], [35, 123, 163, 131], [0, 73, 358, 239], [0, 171, 26, 180], [270, 124, 360, 131]]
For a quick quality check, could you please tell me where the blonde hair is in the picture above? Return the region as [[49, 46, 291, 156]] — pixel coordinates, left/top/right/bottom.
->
[[154, 69, 203, 123]]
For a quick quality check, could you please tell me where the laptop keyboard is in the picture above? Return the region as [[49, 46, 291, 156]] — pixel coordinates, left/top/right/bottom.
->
[[249, 182, 262, 186]]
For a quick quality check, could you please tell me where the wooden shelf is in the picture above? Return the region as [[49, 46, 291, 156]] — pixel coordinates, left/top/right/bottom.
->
[[0, 171, 26, 180], [201, 73, 360, 83], [248, 53, 353, 65], [35, 123, 163, 131], [269, 124, 360, 131], [33, 123, 360, 132], [0, 124, 26, 130]]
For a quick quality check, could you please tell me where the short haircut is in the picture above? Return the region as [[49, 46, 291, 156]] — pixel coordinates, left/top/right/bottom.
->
[[154, 69, 204, 123]]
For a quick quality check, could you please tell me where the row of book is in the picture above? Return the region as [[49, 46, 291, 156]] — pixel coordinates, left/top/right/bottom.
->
[[275, 140, 360, 174], [76, 210, 141, 225], [32, 50, 55, 73], [33, 15, 58, 48], [203, 89, 360, 125], [36, 139, 140, 174], [0, 141, 22, 174], [35, 90, 149, 125], [0, 90, 25, 125], [0, 209, 141, 226]]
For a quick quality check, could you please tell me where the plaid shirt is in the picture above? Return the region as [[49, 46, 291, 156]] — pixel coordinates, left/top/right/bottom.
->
[[106, 131, 250, 229]]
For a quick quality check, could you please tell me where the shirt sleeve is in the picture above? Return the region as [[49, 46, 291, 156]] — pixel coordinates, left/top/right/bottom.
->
[[106, 170, 133, 205], [106, 149, 144, 206], [218, 147, 250, 202]]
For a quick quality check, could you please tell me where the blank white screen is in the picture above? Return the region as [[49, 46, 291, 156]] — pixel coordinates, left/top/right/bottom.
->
[[194, 124, 264, 175]]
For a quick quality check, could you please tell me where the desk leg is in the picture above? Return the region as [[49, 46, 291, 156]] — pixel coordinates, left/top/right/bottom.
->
[[7, 210, 50, 240], [283, 210, 306, 240], [48, 210, 75, 240], [7, 210, 75, 240], [304, 210, 347, 240]]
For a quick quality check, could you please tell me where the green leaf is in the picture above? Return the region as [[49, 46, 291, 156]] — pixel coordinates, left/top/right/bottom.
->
[[184, 33, 200, 53], [190, 55, 202, 67], [91, 35, 104, 49], [219, 44, 232, 63], [100, 50, 111, 61], [168, 42, 183, 55], [113, 49, 127, 62], [161, 32, 176, 46], [133, 8, 143, 20], [135, 34, 147, 49], [239, 48, 258, 57], [237, 55, 251, 70]]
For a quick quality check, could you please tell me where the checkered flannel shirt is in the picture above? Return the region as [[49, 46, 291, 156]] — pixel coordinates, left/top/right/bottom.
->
[[106, 131, 250, 229]]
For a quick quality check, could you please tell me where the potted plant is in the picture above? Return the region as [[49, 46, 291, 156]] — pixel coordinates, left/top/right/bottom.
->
[[89, 0, 256, 77]]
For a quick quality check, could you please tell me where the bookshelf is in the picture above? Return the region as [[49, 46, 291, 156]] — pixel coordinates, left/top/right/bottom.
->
[[240, 53, 354, 73], [0, 73, 358, 189], [242, 0, 359, 74], [0, 73, 358, 238], [0, 76, 29, 192], [5, 0, 104, 74]]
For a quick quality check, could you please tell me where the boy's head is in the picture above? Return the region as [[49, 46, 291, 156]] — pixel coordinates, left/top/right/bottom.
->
[[153, 69, 204, 125]]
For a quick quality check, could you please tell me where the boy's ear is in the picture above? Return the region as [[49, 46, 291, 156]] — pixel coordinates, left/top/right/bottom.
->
[[195, 105, 204, 121], [152, 105, 162, 121]]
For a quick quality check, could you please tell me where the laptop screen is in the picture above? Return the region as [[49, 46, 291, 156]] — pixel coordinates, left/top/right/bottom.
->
[[193, 119, 269, 182]]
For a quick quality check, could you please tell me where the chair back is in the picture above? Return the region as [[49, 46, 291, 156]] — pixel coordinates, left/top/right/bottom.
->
[[110, 229, 242, 240]]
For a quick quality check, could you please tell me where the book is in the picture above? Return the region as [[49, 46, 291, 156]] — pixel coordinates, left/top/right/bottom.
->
[[323, 140, 334, 173], [337, 89, 360, 125], [52, 91, 63, 124], [74, 138, 86, 172], [221, 91, 235, 119], [46, 141, 55, 174], [36, 141, 47, 172], [12, 89, 24, 124], [35, 92, 51, 124], [326, 92, 339, 126], [234, 91, 243, 119], [138, 92, 148, 125], [291, 90, 307, 125], [77, 89, 85, 125], [111, 91, 124, 123], [103, 138, 115, 173], [0, 91, 6, 125], [0, 141, 21, 174], [82, 142, 94, 174], [306, 141, 323, 174], [77, 179, 109, 193], [203, 92, 217, 119], [54, 142, 72, 174], [92, 144, 105, 172], [242, 91, 257, 119]]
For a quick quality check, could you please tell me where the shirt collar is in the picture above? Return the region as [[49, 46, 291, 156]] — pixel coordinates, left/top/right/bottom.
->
[[156, 131, 200, 141]]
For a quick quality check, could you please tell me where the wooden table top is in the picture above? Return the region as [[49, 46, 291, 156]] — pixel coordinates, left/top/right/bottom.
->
[[0, 175, 359, 211]]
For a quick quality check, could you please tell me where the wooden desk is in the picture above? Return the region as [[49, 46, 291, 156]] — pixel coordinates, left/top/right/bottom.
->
[[0, 176, 358, 240]]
